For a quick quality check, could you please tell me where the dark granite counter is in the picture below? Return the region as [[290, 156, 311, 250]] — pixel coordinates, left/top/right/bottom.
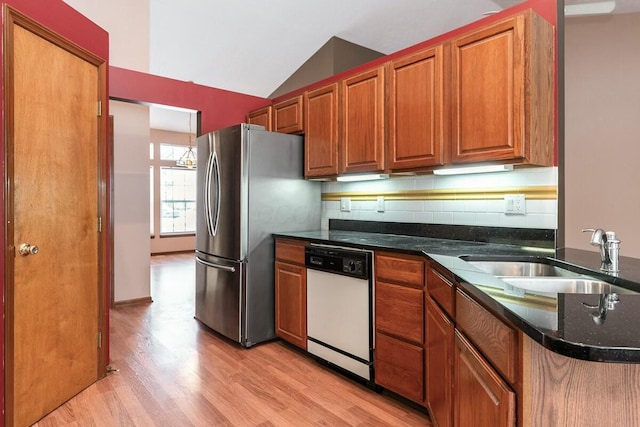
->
[[274, 229, 640, 363]]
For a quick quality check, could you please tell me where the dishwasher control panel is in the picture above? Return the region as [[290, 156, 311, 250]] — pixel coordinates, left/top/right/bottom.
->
[[305, 245, 371, 280]]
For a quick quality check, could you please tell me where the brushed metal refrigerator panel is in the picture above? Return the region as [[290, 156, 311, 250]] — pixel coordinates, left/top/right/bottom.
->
[[194, 253, 244, 343], [243, 128, 321, 346], [195, 125, 247, 261]]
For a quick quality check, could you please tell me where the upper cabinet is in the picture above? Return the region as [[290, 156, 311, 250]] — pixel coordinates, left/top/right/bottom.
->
[[450, 10, 554, 166], [304, 82, 340, 177], [340, 66, 386, 174], [246, 105, 272, 130], [273, 95, 304, 134], [388, 45, 447, 171]]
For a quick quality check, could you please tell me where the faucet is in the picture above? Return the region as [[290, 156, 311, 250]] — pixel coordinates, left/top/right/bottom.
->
[[582, 228, 620, 274]]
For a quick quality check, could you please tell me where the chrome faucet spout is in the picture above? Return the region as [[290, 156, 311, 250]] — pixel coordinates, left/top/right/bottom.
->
[[582, 228, 620, 274]]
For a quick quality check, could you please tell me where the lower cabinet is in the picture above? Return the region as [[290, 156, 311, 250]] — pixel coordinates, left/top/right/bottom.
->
[[454, 330, 516, 427], [274, 239, 307, 349], [425, 296, 454, 427], [375, 332, 424, 403]]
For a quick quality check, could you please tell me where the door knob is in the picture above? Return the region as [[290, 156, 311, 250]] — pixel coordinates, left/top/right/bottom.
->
[[18, 243, 39, 256]]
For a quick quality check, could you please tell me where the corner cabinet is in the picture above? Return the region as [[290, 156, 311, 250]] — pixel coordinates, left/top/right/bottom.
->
[[304, 83, 340, 178], [387, 45, 447, 171], [374, 251, 425, 404], [450, 10, 554, 166], [340, 66, 386, 174], [274, 239, 308, 349], [247, 106, 272, 130]]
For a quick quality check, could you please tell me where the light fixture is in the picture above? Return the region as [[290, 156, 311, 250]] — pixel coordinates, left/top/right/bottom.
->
[[433, 165, 513, 176], [565, 1, 615, 16], [176, 113, 197, 168], [336, 173, 389, 182]]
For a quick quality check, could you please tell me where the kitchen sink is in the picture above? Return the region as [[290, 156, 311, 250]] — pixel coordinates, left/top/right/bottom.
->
[[466, 260, 580, 278], [499, 277, 637, 295], [465, 259, 638, 295]]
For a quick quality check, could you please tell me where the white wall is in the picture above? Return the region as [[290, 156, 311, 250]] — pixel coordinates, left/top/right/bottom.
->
[[564, 13, 640, 257], [111, 101, 151, 303], [322, 167, 558, 231], [61, 0, 149, 72]]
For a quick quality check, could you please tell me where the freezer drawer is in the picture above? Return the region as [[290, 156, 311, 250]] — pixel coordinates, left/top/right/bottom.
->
[[195, 252, 244, 343]]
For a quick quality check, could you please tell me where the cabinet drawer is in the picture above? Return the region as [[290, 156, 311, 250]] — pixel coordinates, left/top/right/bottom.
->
[[455, 289, 517, 383], [376, 281, 424, 345], [427, 267, 455, 317], [375, 252, 425, 288], [375, 332, 424, 403], [275, 239, 307, 265]]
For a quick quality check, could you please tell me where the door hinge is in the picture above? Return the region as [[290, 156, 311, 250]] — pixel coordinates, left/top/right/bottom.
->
[[97, 331, 102, 349], [97, 100, 102, 117], [98, 216, 102, 233]]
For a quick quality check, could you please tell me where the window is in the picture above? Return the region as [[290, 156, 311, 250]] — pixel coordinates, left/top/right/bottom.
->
[[150, 142, 197, 236]]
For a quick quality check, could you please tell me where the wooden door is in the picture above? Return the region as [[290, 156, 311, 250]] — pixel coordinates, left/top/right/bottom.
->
[[304, 83, 339, 178], [450, 14, 526, 164], [454, 331, 515, 427], [425, 296, 454, 427], [340, 66, 385, 174], [247, 106, 273, 130], [274, 261, 307, 349], [4, 10, 107, 426], [388, 45, 447, 171], [273, 95, 304, 134]]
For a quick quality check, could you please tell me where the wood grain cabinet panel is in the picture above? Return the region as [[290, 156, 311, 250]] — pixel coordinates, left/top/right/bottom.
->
[[376, 252, 425, 288], [376, 280, 424, 345], [247, 105, 272, 130], [427, 266, 456, 318], [375, 332, 424, 404], [274, 239, 308, 349], [450, 10, 553, 166], [425, 296, 454, 427], [304, 83, 339, 178], [454, 331, 515, 427], [340, 66, 386, 174], [273, 95, 304, 134], [455, 289, 517, 383], [388, 45, 447, 171]]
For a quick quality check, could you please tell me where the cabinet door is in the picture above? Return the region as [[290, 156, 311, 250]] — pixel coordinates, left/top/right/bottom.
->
[[451, 14, 526, 164], [273, 95, 304, 134], [388, 45, 446, 171], [425, 296, 454, 427], [274, 261, 307, 349], [304, 83, 339, 177], [375, 332, 424, 404], [247, 106, 272, 130], [454, 330, 516, 427], [341, 66, 385, 173]]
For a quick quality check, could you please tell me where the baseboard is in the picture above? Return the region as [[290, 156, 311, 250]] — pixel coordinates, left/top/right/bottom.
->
[[113, 296, 153, 307]]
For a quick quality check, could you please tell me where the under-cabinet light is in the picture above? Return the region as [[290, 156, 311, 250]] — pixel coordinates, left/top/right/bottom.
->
[[336, 173, 389, 182], [433, 165, 513, 176]]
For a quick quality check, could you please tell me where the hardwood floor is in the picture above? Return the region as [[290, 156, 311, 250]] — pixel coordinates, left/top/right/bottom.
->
[[36, 252, 432, 426]]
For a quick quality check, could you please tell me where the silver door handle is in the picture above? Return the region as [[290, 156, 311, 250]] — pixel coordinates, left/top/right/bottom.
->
[[196, 257, 236, 273], [18, 243, 39, 256]]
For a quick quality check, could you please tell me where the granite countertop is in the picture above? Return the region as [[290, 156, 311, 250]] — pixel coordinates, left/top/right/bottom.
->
[[274, 230, 640, 363]]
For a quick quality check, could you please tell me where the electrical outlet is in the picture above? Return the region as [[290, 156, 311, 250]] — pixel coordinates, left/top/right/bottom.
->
[[504, 194, 526, 215], [340, 197, 351, 212], [376, 196, 385, 212]]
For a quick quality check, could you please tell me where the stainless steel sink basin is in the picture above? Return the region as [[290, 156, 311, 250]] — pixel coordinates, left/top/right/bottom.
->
[[500, 277, 637, 295], [467, 260, 579, 277]]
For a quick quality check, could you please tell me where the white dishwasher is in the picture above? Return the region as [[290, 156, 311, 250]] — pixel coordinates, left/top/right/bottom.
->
[[305, 244, 374, 383]]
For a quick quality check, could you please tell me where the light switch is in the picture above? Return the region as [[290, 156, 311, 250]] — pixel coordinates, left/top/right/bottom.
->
[[504, 194, 526, 215], [376, 196, 385, 212], [340, 197, 351, 212]]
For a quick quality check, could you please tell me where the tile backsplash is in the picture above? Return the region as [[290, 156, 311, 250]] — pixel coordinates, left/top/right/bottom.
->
[[321, 167, 558, 231]]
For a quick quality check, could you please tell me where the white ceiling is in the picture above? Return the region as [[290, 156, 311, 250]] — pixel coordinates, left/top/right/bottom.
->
[[141, 0, 639, 132]]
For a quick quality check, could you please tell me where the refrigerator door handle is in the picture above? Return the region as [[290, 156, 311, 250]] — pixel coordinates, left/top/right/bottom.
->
[[204, 141, 221, 237], [196, 256, 236, 273]]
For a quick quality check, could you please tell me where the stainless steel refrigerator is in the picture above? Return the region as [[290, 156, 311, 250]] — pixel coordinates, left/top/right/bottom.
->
[[195, 123, 320, 347]]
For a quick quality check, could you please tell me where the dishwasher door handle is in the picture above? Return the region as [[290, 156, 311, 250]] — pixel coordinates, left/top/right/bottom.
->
[[196, 256, 236, 273]]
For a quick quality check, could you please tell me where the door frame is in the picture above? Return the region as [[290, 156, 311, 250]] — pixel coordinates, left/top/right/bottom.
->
[[2, 5, 109, 423]]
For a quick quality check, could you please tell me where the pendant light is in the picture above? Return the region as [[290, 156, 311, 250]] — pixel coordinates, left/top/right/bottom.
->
[[177, 113, 197, 168]]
